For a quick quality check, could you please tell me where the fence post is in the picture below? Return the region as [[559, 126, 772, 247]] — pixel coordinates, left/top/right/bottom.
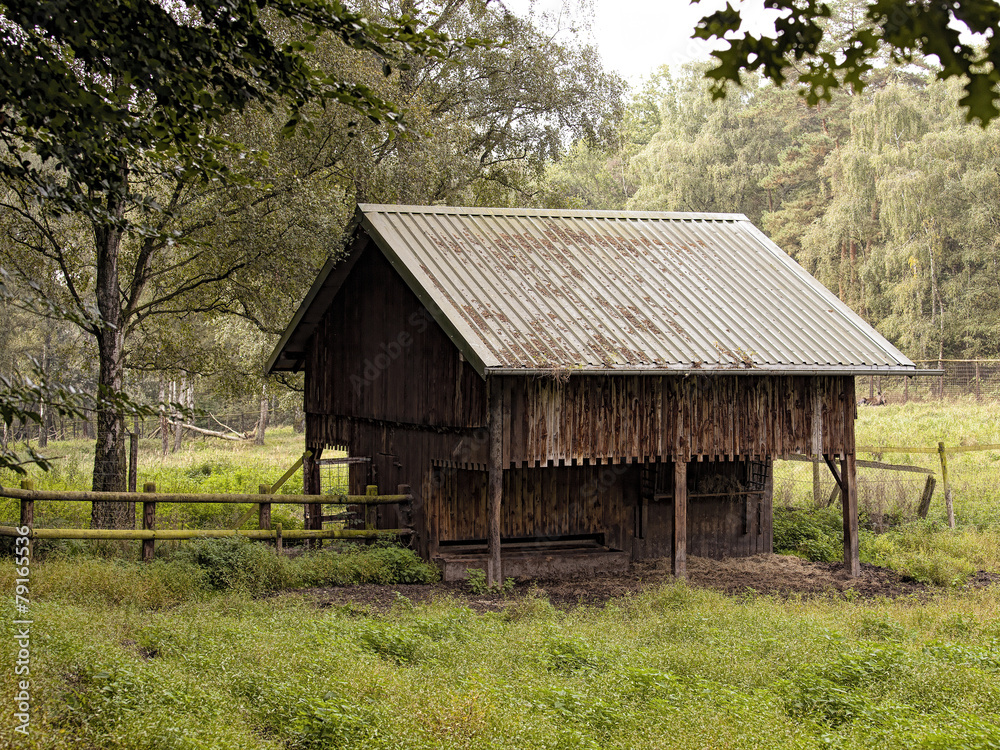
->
[[19, 479, 34, 558], [365, 485, 378, 530], [258, 483, 272, 533], [975, 361, 981, 402], [937, 442, 955, 528], [275, 522, 283, 556], [917, 475, 936, 519], [142, 482, 156, 562], [399, 483, 420, 555]]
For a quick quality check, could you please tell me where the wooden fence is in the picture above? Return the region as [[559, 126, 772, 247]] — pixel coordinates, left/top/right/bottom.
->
[[789, 441, 1000, 528], [0, 481, 412, 561]]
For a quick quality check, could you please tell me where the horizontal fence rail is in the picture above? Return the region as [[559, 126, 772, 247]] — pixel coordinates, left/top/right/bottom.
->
[[781, 441, 997, 528], [2, 480, 413, 561], [0, 486, 412, 505], [0, 526, 404, 541]]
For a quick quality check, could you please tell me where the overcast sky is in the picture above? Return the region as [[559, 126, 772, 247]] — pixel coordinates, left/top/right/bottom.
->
[[498, 0, 781, 87]]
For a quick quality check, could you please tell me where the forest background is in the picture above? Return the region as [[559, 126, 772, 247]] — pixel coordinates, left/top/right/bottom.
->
[[2, 0, 997, 473]]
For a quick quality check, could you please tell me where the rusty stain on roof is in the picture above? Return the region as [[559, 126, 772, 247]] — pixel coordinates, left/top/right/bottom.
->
[[350, 205, 917, 375]]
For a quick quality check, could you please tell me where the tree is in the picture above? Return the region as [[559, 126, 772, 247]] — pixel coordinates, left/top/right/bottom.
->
[[0, 0, 450, 525], [695, 0, 1000, 125]]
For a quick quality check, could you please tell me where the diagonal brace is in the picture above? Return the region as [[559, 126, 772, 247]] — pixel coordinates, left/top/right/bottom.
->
[[824, 455, 846, 496]]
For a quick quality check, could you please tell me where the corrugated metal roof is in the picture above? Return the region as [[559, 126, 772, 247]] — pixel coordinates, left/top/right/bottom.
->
[[356, 204, 915, 375], [267, 204, 920, 375]]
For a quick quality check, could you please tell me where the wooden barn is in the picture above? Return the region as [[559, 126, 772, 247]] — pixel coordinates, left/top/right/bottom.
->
[[267, 205, 922, 581]]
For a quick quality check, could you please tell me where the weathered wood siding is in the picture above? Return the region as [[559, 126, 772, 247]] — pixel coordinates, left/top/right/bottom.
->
[[428, 464, 632, 552], [304, 247, 485, 429], [425, 458, 771, 560], [499, 374, 855, 464], [300, 249, 850, 562]]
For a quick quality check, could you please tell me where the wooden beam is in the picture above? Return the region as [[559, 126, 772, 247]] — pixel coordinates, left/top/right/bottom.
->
[[841, 453, 860, 577], [19, 479, 34, 560], [0, 486, 411, 505], [141, 482, 156, 562], [271, 450, 312, 493], [258, 483, 271, 531], [673, 459, 687, 579], [824, 455, 846, 495], [487, 375, 503, 587], [812, 388, 823, 507], [917, 475, 936, 519], [938, 441, 955, 528]]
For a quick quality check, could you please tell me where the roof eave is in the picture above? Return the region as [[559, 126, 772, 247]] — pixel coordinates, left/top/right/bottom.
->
[[485, 366, 942, 377]]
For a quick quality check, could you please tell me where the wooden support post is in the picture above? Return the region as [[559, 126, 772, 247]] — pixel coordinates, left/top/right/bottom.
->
[[258, 483, 271, 531], [303, 448, 322, 548], [128, 432, 138, 494], [19, 479, 34, 559], [917, 475, 936, 519], [903, 375, 909, 404], [975, 361, 981, 402], [398, 484, 419, 553], [365, 485, 378, 530], [141, 482, 156, 563], [812, 391, 823, 507], [841, 454, 860, 577], [938, 442, 954, 528], [672, 459, 687, 579], [275, 522, 283, 556], [487, 376, 503, 587]]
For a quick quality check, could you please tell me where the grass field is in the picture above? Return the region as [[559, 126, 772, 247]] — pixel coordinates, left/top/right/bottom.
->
[[2, 569, 999, 749], [0, 404, 998, 749]]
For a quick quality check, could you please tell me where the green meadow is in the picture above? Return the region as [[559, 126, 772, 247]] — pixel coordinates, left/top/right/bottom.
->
[[0, 403, 998, 749]]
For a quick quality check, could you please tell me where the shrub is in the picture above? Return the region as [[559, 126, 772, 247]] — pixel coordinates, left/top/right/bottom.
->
[[773, 507, 843, 562], [173, 536, 291, 595]]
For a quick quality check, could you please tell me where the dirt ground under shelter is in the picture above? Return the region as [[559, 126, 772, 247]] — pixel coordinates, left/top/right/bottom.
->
[[285, 554, 1000, 613]]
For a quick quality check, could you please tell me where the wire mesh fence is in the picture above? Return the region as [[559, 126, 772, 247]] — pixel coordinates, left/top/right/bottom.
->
[[857, 360, 1000, 404], [773, 458, 934, 531]]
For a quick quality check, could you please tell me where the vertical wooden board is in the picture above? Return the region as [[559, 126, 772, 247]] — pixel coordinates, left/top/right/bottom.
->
[[560, 464, 572, 535], [519, 467, 531, 539], [842, 452, 860, 576], [673, 459, 687, 577]]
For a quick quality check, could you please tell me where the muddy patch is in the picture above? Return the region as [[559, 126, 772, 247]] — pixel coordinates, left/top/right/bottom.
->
[[282, 554, 996, 613]]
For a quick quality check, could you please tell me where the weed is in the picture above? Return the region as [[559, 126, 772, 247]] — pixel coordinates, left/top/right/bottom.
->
[[466, 568, 515, 596]]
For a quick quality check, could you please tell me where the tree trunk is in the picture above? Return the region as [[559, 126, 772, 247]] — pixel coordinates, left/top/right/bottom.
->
[[255, 382, 268, 446], [159, 381, 169, 456], [173, 377, 185, 453], [38, 331, 51, 448], [91, 323, 133, 525], [91, 165, 134, 528]]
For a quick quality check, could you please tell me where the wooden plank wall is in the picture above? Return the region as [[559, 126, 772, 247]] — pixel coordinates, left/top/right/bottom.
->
[[305, 247, 486, 429], [501, 374, 855, 464]]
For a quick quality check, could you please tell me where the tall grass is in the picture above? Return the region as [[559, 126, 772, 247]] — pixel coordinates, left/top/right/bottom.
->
[[0, 428, 348, 533], [0, 539, 439, 608], [770, 402, 1000, 583], [3, 581, 999, 750]]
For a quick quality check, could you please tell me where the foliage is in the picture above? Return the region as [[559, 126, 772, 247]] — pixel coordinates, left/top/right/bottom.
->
[[773, 507, 843, 562], [861, 522, 993, 587], [465, 568, 515, 596], [695, 0, 1000, 125], [6, 575, 1000, 749], [0, 540, 437, 608]]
